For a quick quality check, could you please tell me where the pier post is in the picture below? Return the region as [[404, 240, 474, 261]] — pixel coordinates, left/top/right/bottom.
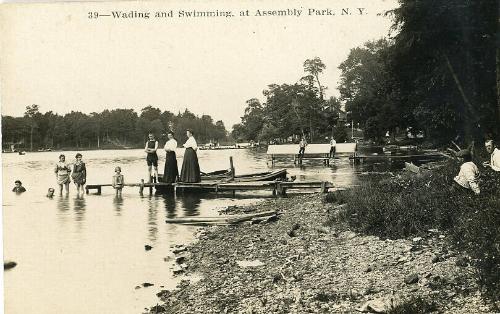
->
[[321, 181, 327, 193], [229, 156, 235, 181], [139, 179, 144, 196]]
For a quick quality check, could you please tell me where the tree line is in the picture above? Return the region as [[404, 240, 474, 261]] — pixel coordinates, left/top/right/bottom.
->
[[232, 0, 499, 145], [232, 58, 348, 144], [2, 105, 228, 151]]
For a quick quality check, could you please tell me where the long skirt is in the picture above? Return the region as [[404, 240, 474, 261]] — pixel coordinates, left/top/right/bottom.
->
[[180, 148, 201, 183], [163, 151, 179, 183]]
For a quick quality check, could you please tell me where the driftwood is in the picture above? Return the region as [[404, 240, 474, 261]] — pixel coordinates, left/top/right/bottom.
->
[[165, 210, 279, 226]]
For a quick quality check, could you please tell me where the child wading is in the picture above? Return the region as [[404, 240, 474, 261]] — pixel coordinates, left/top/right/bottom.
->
[[55, 154, 71, 195], [71, 153, 87, 195], [112, 166, 124, 196]]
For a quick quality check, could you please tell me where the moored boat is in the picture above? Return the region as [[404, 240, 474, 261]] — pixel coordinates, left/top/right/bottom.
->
[[158, 168, 287, 182]]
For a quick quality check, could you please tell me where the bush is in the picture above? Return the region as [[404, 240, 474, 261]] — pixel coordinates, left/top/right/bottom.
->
[[333, 160, 500, 302]]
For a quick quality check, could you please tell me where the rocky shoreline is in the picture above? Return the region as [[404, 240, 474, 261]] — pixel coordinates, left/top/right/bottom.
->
[[149, 194, 495, 313]]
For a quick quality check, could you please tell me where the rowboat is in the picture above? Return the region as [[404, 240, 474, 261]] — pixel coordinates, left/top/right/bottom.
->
[[158, 168, 287, 182]]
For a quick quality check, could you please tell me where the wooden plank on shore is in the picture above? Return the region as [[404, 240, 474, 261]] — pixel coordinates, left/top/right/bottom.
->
[[165, 210, 278, 225]]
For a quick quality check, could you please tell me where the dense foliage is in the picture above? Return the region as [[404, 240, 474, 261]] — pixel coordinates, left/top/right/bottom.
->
[[339, 0, 499, 144], [2, 105, 227, 151]]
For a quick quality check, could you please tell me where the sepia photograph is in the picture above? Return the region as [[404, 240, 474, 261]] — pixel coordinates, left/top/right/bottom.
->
[[1, 0, 499, 313]]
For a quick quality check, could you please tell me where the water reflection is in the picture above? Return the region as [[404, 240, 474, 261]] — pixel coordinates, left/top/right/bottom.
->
[[113, 195, 124, 215], [57, 194, 70, 211], [147, 195, 159, 242], [73, 195, 86, 226], [181, 194, 202, 216], [162, 195, 177, 219]]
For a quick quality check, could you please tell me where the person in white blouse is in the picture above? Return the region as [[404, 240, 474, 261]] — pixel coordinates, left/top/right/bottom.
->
[[453, 149, 480, 195], [180, 129, 201, 183], [162, 131, 179, 183]]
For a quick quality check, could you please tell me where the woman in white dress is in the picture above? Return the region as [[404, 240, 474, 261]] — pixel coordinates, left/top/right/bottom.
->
[[163, 131, 179, 183]]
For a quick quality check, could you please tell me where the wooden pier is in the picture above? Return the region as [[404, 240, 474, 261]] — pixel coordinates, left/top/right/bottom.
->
[[349, 153, 445, 161], [267, 143, 357, 165], [85, 180, 334, 196]]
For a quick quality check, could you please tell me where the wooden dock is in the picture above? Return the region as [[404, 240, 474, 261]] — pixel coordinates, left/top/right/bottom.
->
[[349, 153, 445, 161], [85, 180, 334, 196], [267, 143, 357, 165]]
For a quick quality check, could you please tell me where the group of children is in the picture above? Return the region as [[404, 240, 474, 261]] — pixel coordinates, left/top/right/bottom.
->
[[13, 152, 125, 197]]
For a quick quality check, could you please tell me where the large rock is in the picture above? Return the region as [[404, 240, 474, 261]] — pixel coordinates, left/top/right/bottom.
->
[[357, 297, 392, 313]]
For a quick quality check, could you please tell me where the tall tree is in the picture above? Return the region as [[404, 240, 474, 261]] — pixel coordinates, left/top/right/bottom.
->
[[24, 104, 40, 151], [303, 57, 326, 100]]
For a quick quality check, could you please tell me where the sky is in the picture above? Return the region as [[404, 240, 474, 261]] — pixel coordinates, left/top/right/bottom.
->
[[0, 0, 398, 128]]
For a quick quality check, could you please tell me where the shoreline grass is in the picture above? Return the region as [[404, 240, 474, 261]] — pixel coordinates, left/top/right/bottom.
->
[[326, 160, 500, 305]]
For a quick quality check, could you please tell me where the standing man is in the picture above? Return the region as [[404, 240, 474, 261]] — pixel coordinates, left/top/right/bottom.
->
[[483, 139, 500, 171], [145, 133, 159, 182], [329, 136, 337, 158], [298, 137, 307, 163]]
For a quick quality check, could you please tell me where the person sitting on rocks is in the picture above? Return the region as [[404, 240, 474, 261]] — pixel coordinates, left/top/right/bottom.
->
[[12, 180, 26, 193], [453, 149, 480, 195]]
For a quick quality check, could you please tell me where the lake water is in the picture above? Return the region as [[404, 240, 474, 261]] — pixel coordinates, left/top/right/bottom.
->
[[2, 148, 417, 313]]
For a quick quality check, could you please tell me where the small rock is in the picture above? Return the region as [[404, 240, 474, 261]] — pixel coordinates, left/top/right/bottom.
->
[[150, 305, 163, 312], [404, 273, 419, 285], [156, 290, 171, 298], [145, 245, 153, 251], [173, 266, 184, 275], [365, 266, 373, 273], [455, 256, 469, 267], [135, 286, 141, 290], [412, 237, 423, 243], [291, 223, 300, 231], [409, 245, 421, 252], [173, 246, 187, 254], [4, 261, 17, 270], [175, 256, 186, 264], [142, 282, 154, 287], [266, 215, 279, 223], [431, 255, 441, 263], [287, 230, 297, 237]]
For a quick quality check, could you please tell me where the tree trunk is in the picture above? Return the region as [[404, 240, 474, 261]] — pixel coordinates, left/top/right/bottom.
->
[[30, 126, 34, 151], [443, 52, 476, 141], [315, 74, 323, 100]]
